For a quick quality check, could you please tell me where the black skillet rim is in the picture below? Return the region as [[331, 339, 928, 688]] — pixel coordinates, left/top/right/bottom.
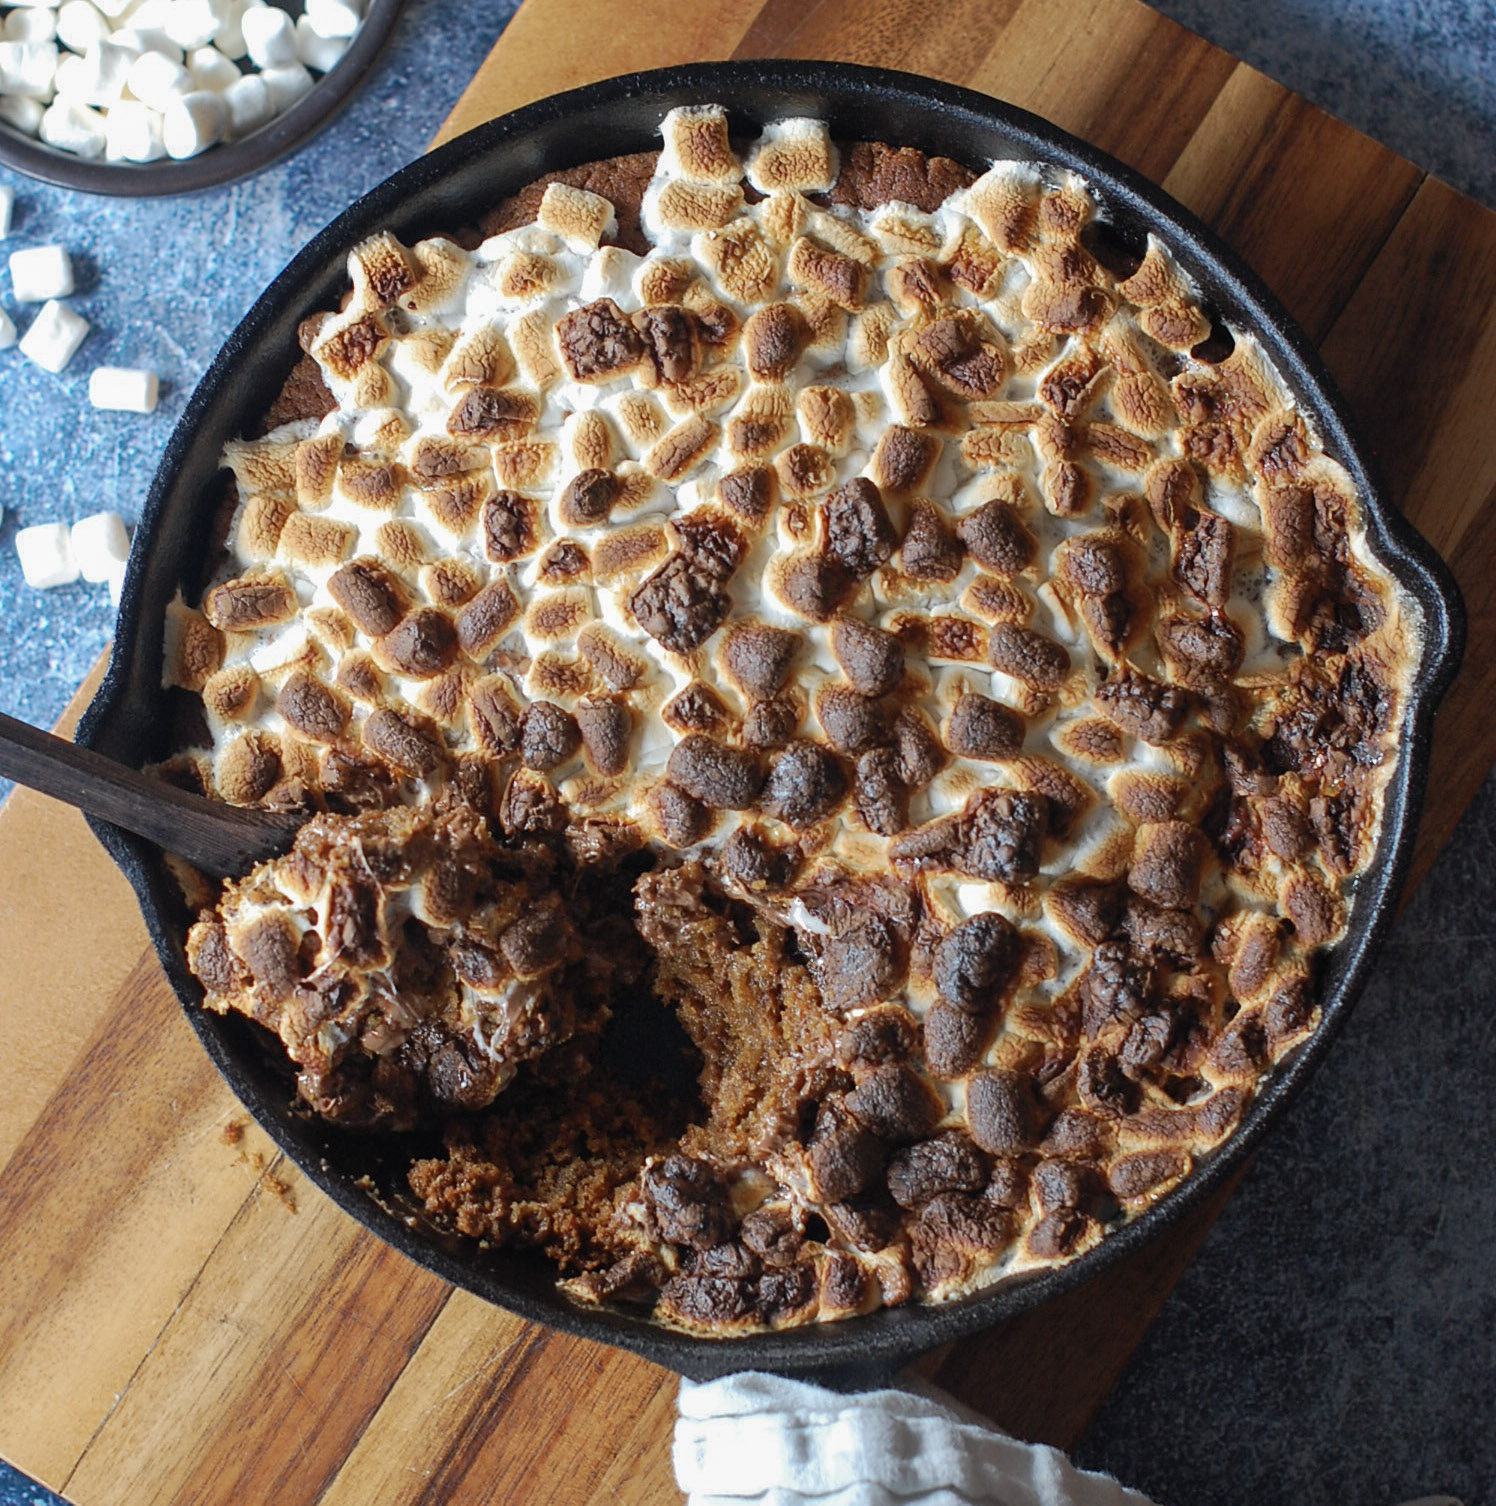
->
[[76, 60, 1465, 1383], [0, 0, 405, 198]]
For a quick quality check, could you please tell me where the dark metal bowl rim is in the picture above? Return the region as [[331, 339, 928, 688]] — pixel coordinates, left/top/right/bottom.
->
[[0, 0, 405, 198], [76, 60, 1465, 1385]]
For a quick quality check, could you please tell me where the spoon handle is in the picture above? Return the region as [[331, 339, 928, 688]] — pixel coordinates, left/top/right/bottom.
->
[[0, 710, 301, 879]]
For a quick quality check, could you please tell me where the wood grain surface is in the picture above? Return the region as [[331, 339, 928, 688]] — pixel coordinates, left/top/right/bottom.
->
[[4, 1, 1494, 1501]]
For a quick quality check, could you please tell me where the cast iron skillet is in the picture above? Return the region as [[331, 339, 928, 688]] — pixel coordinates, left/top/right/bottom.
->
[[76, 61, 1464, 1384]]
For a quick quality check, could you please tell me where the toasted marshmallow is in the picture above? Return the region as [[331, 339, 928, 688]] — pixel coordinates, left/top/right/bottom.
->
[[162, 87, 226, 156], [239, 2, 294, 66], [0, 40, 59, 100], [56, 0, 111, 52], [19, 298, 89, 372], [71, 511, 132, 582], [105, 98, 166, 160], [16, 522, 80, 590], [187, 43, 239, 90], [89, 364, 161, 412]]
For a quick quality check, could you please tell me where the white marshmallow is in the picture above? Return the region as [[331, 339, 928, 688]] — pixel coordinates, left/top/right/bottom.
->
[[5, 1, 67, 8], [303, 0, 362, 40], [65, 38, 134, 106], [9, 244, 74, 301], [108, 563, 127, 607], [220, 66, 267, 133], [109, 25, 184, 61], [71, 511, 132, 581], [259, 59, 310, 112], [161, 86, 224, 156], [293, 12, 346, 72], [5, 9, 59, 43], [0, 95, 45, 134], [89, 364, 161, 412], [163, 0, 223, 51], [15, 522, 80, 591], [39, 97, 107, 155], [214, 0, 260, 60], [104, 99, 164, 160], [125, 0, 175, 29], [0, 308, 15, 350], [94, 0, 135, 17], [186, 43, 238, 89], [52, 50, 90, 96], [19, 299, 89, 371], [56, 1, 110, 53], [239, 2, 293, 66], [0, 40, 60, 100], [125, 47, 192, 109], [0, 186, 12, 238]]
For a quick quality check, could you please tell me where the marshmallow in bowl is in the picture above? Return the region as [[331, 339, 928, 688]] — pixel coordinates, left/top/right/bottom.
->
[[71, 509, 131, 581], [15, 521, 79, 589], [0, 0, 371, 160]]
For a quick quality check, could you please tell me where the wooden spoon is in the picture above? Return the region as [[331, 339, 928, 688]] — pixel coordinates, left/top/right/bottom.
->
[[0, 710, 303, 879]]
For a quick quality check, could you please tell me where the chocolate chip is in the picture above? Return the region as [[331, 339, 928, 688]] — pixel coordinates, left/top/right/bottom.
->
[[933, 913, 1017, 1011], [643, 1156, 732, 1250], [482, 490, 538, 562], [823, 478, 898, 580], [631, 304, 699, 383], [966, 1069, 1042, 1154], [923, 1000, 993, 1079], [555, 297, 645, 381], [806, 1103, 885, 1202], [649, 780, 712, 846], [844, 1062, 943, 1143], [557, 468, 619, 527], [831, 616, 905, 697], [379, 608, 458, 679], [817, 916, 903, 1011], [988, 623, 1070, 689], [666, 734, 763, 810], [900, 500, 963, 581]]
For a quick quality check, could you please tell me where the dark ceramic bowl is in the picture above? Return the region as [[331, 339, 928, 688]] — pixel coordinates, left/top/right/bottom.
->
[[0, 0, 404, 196], [76, 62, 1464, 1383]]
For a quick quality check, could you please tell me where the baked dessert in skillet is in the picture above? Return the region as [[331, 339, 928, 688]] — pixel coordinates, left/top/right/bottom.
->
[[161, 105, 1421, 1333]]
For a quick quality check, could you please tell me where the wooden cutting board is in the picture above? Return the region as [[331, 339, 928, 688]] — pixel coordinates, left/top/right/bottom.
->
[[4, 3, 1495, 1502]]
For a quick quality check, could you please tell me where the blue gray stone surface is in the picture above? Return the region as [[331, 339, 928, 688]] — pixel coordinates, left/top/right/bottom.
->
[[1, 1, 1492, 1502]]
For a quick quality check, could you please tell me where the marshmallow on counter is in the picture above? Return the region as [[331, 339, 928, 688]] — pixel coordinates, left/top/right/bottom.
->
[[124, 47, 192, 110], [260, 59, 311, 112], [186, 43, 238, 90], [0, 39, 60, 100], [8, 243, 74, 301], [0, 94, 45, 135], [105, 98, 165, 159], [0, 308, 15, 350], [71, 510, 132, 582], [18, 298, 89, 372], [93, 0, 136, 18], [240, 3, 295, 67], [15, 522, 81, 591], [89, 364, 161, 412], [162, 86, 224, 156], [56, 0, 111, 53], [5, 8, 59, 43], [303, 0, 362, 40], [293, 12, 347, 72], [0, 186, 12, 238]]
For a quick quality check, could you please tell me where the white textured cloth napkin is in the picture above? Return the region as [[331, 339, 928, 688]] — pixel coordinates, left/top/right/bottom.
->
[[673, 1372, 1159, 1506]]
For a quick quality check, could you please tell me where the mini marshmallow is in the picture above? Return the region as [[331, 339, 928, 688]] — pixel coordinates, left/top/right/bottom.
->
[[303, 0, 362, 40], [125, 47, 192, 109], [186, 43, 238, 90], [163, 0, 224, 52], [162, 86, 224, 156], [215, 0, 261, 61], [19, 299, 89, 372], [108, 563, 127, 607], [0, 40, 60, 100], [94, 0, 135, 17], [0, 309, 15, 350], [9, 244, 74, 302], [56, 0, 111, 53], [71, 511, 132, 582], [39, 97, 108, 155], [259, 59, 310, 112], [15, 522, 80, 591], [126, 0, 176, 30], [239, 3, 293, 67], [5, 8, 58, 43], [0, 95, 45, 135], [0, 186, 12, 238], [89, 364, 161, 412], [220, 67, 268, 133], [293, 12, 346, 72], [110, 24, 184, 61], [104, 99, 164, 160]]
